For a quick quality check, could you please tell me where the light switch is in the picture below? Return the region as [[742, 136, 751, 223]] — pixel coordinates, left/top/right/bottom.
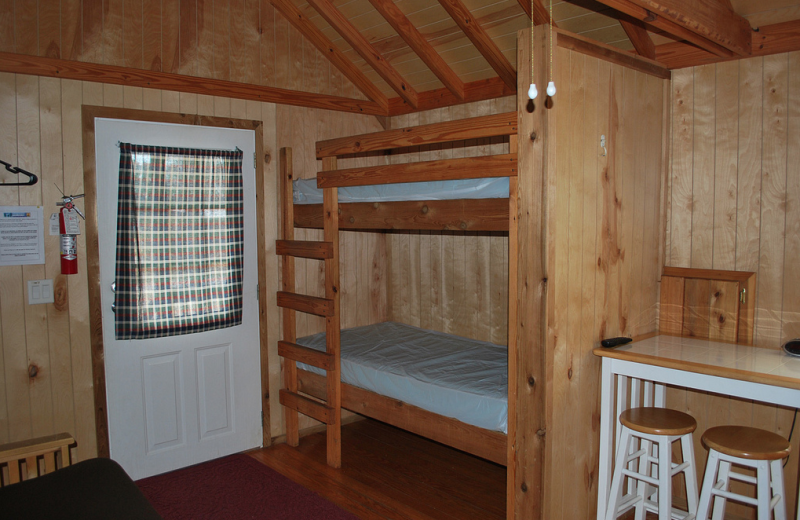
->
[[28, 280, 55, 305]]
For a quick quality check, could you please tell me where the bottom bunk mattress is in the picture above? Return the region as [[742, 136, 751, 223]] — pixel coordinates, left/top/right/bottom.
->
[[295, 321, 508, 434]]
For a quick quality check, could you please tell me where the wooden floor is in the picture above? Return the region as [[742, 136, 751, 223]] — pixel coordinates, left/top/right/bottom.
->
[[248, 419, 506, 520]]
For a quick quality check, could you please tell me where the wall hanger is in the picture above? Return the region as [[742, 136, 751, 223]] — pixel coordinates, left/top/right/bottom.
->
[[0, 160, 38, 186]]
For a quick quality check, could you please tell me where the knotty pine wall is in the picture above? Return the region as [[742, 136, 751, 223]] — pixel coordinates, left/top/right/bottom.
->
[[545, 48, 668, 520], [0, 0, 368, 100], [385, 96, 514, 345], [665, 53, 800, 518]]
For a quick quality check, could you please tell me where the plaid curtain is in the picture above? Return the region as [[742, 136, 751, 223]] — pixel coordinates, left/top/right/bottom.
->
[[114, 143, 245, 340]]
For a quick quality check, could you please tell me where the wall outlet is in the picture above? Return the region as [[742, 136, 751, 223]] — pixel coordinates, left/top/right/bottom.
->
[[28, 280, 54, 305]]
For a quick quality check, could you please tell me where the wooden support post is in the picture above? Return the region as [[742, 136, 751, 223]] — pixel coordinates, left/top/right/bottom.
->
[[280, 147, 299, 447], [323, 156, 342, 469]]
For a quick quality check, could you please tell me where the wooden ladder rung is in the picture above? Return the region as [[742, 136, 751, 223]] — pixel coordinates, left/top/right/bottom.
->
[[279, 389, 334, 424], [277, 291, 334, 317], [278, 340, 334, 371], [276, 240, 333, 260]]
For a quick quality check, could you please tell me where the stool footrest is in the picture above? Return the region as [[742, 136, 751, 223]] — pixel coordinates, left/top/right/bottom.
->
[[671, 461, 690, 476], [711, 487, 758, 506], [769, 494, 781, 510], [621, 468, 659, 487], [728, 471, 757, 485]]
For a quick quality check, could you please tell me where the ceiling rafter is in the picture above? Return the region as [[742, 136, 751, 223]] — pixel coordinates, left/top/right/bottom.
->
[[270, 0, 388, 111], [305, 0, 419, 108], [516, 0, 556, 26], [437, 0, 517, 91], [592, 0, 751, 57], [367, 0, 465, 100], [619, 17, 655, 59]]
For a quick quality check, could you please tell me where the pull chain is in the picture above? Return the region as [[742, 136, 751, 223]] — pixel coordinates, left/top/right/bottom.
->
[[527, 0, 538, 100], [546, 0, 556, 97]]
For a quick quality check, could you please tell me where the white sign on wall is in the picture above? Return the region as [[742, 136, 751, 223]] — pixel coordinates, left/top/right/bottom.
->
[[0, 206, 45, 266]]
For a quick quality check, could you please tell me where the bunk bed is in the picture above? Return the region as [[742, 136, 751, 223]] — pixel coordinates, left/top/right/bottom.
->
[[275, 111, 518, 468]]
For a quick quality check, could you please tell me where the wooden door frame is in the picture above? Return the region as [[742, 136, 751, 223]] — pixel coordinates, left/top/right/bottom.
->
[[81, 105, 271, 458]]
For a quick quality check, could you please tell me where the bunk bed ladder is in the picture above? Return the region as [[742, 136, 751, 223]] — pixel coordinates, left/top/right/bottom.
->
[[276, 148, 342, 468]]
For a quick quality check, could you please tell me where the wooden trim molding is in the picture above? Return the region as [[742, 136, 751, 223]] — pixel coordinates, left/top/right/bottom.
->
[[1, 52, 386, 116], [82, 106, 272, 456]]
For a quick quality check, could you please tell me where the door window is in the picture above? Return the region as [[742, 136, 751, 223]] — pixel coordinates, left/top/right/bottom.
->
[[114, 143, 245, 340]]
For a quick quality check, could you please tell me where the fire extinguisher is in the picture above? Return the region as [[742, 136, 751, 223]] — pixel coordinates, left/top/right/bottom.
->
[[57, 193, 85, 275]]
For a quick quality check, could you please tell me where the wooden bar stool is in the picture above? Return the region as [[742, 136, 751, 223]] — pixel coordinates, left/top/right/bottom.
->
[[604, 407, 699, 520], [697, 426, 790, 520]]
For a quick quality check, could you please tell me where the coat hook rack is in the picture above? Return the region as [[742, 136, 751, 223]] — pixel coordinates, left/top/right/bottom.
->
[[0, 160, 38, 186]]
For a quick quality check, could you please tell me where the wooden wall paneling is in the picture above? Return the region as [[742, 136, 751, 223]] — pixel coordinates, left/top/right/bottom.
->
[[103, 0, 124, 67], [260, 0, 276, 87], [61, 0, 82, 62], [162, 90, 180, 112], [215, 96, 231, 117], [618, 67, 636, 338], [474, 103, 492, 343], [178, 0, 198, 76], [213, 0, 231, 81], [607, 64, 624, 340], [669, 67, 693, 268], [549, 44, 571, 520], [629, 71, 647, 335], [0, 1, 12, 53], [783, 51, 800, 343], [197, 94, 215, 116], [658, 275, 685, 334], [14, 0, 37, 56], [196, 0, 214, 78], [39, 0, 61, 58], [755, 53, 789, 349], [642, 75, 663, 334], [73, 81, 102, 461], [580, 55, 601, 520], [594, 58, 611, 359], [735, 57, 763, 274], [123, 0, 144, 70], [17, 74, 53, 440], [712, 61, 739, 271], [708, 280, 740, 341], [82, 0, 104, 64], [450, 105, 468, 337], [691, 64, 716, 270], [40, 77, 77, 442], [681, 278, 712, 338], [103, 84, 124, 108], [123, 86, 144, 109], [417, 111, 434, 333], [142, 0, 161, 71], [0, 72, 18, 443], [142, 88, 162, 111], [162, 0, 180, 73]]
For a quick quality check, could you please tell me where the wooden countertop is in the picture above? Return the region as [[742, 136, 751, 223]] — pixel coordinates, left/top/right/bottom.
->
[[593, 334, 800, 392]]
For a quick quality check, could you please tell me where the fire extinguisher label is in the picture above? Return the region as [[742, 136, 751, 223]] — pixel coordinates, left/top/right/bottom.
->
[[60, 235, 77, 258], [63, 209, 81, 235]]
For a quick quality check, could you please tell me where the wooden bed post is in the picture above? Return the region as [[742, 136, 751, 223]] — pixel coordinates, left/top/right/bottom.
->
[[323, 157, 342, 469], [279, 147, 300, 447], [275, 147, 342, 468]]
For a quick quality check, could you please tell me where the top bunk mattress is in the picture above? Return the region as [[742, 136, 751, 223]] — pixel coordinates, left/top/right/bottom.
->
[[293, 178, 510, 204], [296, 321, 508, 434]]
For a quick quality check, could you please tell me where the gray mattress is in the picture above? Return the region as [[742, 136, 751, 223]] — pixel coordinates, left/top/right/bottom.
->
[[296, 321, 508, 433]]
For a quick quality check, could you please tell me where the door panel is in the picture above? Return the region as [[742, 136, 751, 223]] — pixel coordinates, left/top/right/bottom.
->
[[94, 118, 262, 479]]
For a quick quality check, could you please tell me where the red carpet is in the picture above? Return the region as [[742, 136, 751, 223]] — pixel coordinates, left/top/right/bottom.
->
[[137, 454, 360, 520]]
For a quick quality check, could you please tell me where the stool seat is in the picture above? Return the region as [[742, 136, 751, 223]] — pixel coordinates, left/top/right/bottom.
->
[[702, 426, 791, 461], [620, 407, 697, 436]]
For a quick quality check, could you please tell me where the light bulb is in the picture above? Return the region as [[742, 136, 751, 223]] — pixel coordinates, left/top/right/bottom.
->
[[527, 83, 538, 100], [546, 81, 556, 97]]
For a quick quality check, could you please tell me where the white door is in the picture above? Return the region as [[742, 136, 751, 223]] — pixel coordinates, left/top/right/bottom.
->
[[95, 118, 262, 480]]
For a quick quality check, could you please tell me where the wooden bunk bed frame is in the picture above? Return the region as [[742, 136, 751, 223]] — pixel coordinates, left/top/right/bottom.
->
[[276, 111, 519, 469]]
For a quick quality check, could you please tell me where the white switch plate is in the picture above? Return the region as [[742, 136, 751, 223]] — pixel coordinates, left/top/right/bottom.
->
[[28, 279, 54, 305]]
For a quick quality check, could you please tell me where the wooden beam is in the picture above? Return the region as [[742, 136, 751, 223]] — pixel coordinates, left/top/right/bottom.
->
[[619, 18, 655, 60], [270, 0, 388, 110], [0, 52, 386, 116], [317, 112, 517, 157], [279, 389, 334, 424], [516, 0, 555, 27], [556, 29, 670, 79], [655, 19, 800, 70], [317, 154, 517, 188], [367, 0, 464, 100], [306, 0, 418, 108], [388, 76, 515, 116], [278, 340, 334, 371], [277, 291, 335, 317], [437, 0, 517, 91], [592, 0, 750, 57], [294, 199, 510, 231], [276, 239, 333, 259], [297, 369, 507, 465]]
